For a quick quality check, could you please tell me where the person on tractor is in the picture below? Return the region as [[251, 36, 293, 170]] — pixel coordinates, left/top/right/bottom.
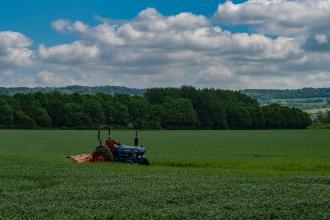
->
[[105, 136, 120, 149]]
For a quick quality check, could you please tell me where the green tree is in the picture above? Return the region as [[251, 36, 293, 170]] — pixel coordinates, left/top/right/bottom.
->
[[113, 103, 129, 126], [262, 104, 286, 129], [13, 93, 51, 127], [34, 92, 48, 108], [0, 98, 13, 126], [47, 99, 66, 127], [227, 106, 252, 129], [162, 97, 198, 129], [70, 93, 84, 105], [144, 87, 181, 105], [296, 110, 312, 128], [324, 111, 330, 124], [102, 99, 116, 125], [14, 110, 35, 128], [64, 103, 91, 128], [30, 107, 52, 127], [114, 93, 131, 106], [248, 106, 265, 129], [128, 97, 151, 128], [81, 96, 105, 128], [261, 104, 311, 129], [149, 105, 164, 128], [191, 91, 227, 129], [0, 88, 313, 130], [103, 101, 129, 126]]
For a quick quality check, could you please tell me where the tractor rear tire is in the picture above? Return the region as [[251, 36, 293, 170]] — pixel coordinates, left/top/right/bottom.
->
[[141, 158, 150, 166], [92, 146, 113, 162]]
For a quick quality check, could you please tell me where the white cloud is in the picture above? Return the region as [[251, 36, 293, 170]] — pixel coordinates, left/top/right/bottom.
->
[[1, 6, 330, 89], [0, 31, 32, 48], [213, 0, 330, 35], [51, 19, 71, 32], [38, 41, 100, 64], [315, 34, 328, 44], [32, 8, 306, 88], [48, 8, 300, 64], [36, 70, 77, 86], [0, 70, 36, 87], [195, 65, 233, 86], [0, 31, 35, 67]]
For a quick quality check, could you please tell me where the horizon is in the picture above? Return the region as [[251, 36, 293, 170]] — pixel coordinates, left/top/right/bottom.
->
[[1, 84, 330, 91], [1, 0, 330, 89]]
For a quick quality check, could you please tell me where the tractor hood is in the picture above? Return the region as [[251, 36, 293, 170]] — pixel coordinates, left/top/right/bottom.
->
[[117, 145, 145, 154]]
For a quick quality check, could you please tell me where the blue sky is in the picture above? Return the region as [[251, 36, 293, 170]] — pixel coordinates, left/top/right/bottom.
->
[[0, 0, 330, 89]]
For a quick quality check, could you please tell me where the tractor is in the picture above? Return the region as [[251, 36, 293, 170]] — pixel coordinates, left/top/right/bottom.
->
[[69, 125, 150, 165], [91, 125, 150, 165]]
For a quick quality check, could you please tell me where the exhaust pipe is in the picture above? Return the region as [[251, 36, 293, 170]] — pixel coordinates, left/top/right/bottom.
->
[[134, 131, 139, 146]]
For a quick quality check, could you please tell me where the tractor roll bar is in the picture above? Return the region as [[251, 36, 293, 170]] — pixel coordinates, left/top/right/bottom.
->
[[98, 125, 111, 146]]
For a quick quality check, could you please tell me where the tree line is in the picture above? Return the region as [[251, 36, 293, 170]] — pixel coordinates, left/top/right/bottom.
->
[[0, 85, 144, 96], [0, 86, 312, 129], [243, 88, 330, 101]]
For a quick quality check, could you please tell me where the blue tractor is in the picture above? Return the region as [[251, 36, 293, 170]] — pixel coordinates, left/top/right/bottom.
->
[[92, 125, 150, 165]]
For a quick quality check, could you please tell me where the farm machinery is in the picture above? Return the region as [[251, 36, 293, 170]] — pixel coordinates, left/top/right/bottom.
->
[[69, 125, 150, 165]]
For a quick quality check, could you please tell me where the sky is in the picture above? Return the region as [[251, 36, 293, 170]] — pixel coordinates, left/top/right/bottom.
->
[[0, 0, 330, 89]]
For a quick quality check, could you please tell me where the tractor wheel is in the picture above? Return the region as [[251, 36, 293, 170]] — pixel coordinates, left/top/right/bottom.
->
[[92, 146, 113, 162], [141, 158, 150, 166]]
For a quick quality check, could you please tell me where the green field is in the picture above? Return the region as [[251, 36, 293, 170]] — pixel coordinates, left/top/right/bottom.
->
[[271, 97, 330, 110], [1, 130, 330, 219], [305, 108, 330, 114]]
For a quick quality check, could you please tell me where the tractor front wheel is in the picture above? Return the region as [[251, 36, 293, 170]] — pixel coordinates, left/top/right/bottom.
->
[[141, 158, 150, 166]]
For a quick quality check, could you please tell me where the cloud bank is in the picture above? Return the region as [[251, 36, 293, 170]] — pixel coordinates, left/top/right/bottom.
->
[[1, 2, 330, 89]]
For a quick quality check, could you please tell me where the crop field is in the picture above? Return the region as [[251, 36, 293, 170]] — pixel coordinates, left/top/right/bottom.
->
[[271, 97, 330, 111], [1, 130, 330, 219], [305, 108, 330, 114]]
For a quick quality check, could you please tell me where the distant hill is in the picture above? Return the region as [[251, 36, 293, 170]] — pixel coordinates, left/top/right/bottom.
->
[[242, 88, 330, 102], [0, 85, 145, 96], [242, 88, 330, 111]]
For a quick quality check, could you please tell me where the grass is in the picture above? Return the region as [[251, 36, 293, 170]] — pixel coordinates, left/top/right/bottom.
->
[[1, 129, 330, 219]]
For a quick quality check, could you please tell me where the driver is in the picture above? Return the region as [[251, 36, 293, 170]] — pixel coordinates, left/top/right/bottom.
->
[[105, 136, 120, 149]]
